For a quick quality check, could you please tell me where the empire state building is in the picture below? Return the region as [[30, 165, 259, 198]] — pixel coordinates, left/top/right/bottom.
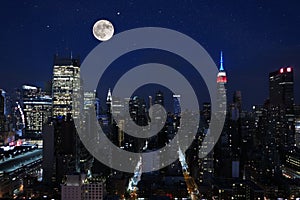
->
[[217, 51, 227, 113]]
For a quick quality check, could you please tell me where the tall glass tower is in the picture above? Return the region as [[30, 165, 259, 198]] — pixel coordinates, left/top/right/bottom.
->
[[52, 55, 81, 119]]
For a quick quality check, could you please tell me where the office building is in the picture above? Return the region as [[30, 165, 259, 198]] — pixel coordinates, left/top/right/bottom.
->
[[61, 174, 104, 200], [22, 85, 52, 137], [269, 67, 295, 149], [52, 55, 81, 119], [61, 175, 83, 200], [269, 67, 294, 107]]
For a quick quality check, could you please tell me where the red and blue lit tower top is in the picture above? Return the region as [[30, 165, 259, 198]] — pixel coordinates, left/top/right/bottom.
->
[[217, 51, 227, 83]]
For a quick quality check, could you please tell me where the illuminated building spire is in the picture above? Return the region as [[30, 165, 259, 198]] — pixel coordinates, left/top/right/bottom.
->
[[219, 51, 224, 71], [107, 88, 112, 102], [217, 51, 227, 83]]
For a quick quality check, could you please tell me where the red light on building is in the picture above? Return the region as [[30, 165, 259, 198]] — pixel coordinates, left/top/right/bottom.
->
[[223, 76, 227, 83], [280, 68, 284, 73], [217, 76, 227, 83], [287, 67, 292, 72]]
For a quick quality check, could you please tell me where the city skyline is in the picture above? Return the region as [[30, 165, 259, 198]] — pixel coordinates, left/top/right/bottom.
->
[[1, 1, 300, 199], [0, 55, 297, 198], [0, 0, 300, 110]]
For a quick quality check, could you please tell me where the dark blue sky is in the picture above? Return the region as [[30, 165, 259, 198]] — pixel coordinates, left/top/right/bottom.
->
[[0, 0, 299, 110]]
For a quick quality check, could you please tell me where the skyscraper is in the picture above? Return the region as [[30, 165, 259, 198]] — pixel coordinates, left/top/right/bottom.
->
[[83, 90, 97, 141], [217, 51, 227, 113], [269, 66, 295, 149], [52, 55, 81, 119], [129, 96, 147, 126], [233, 91, 242, 112], [257, 66, 296, 178], [22, 85, 52, 137], [44, 55, 92, 187], [269, 67, 294, 108], [106, 88, 112, 124], [173, 94, 181, 116], [214, 51, 231, 178], [43, 115, 80, 186], [111, 96, 125, 147]]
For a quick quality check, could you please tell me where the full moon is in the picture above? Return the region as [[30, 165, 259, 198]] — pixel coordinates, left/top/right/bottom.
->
[[92, 20, 114, 41]]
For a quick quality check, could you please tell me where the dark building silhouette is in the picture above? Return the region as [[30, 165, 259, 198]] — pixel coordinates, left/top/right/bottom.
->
[[269, 67, 295, 151], [129, 96, 148, 127], [246, 67, 296, 188], [233, 91, 242, 112], [269, 67, 294, 107], [43, 115, 80, 186], [129, 96, 148, 152]]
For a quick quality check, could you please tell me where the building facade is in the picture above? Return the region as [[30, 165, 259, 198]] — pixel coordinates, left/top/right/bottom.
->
[[52, 56, 81, 119], [61, 175, 104, 200], [22, 85, 52, 137], [269, 67, 295, 152]]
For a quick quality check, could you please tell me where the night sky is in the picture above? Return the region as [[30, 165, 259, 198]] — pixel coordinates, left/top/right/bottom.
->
[[0, 0, 300, 110]]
